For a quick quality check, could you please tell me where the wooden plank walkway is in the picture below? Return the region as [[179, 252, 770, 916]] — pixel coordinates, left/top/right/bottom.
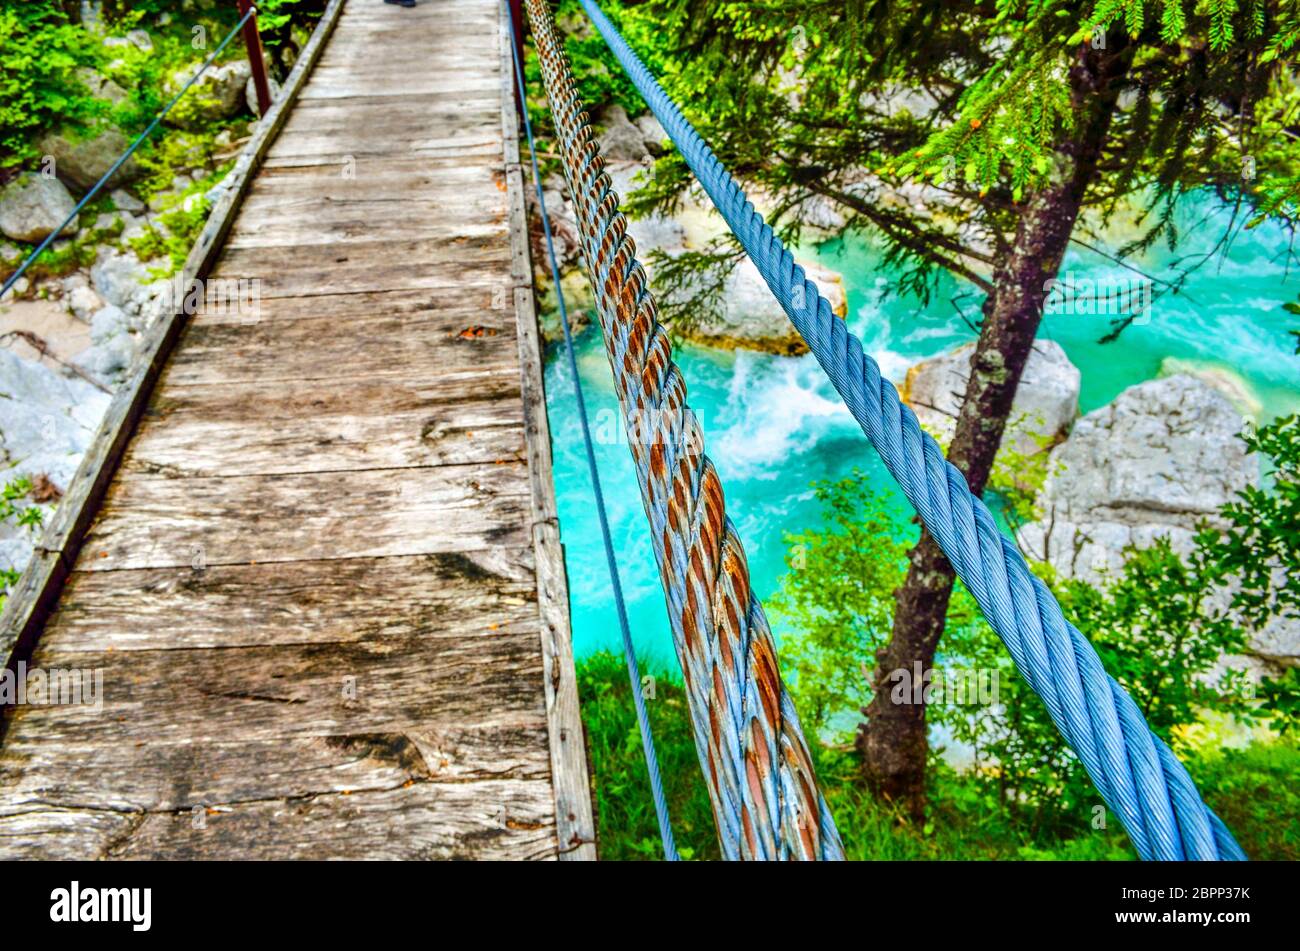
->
[[0, 0, 595, 860]]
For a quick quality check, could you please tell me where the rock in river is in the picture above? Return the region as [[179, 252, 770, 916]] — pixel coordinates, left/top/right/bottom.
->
[[1017, 374, 1297, 669], [903, 339, 1081, 458], [0, 174, 78, 244]]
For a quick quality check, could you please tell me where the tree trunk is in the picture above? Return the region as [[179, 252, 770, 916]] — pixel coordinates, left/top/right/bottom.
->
[[858, 35, 1134, 822]]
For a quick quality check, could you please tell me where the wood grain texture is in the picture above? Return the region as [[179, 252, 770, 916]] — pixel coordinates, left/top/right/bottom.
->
[[169, 293, 519, 375], [14, 634, 545, 745], [210, 240, 509, 298], [0, 780, 557, 861], [44, 550, 538, 652], [1, 725, 551, 810], [0, 0, 593, 860], [78, 461, 532, 570], [123, 371, 526, 477]]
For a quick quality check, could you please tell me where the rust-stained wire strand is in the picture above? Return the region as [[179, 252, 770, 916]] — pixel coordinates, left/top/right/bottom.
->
[[523, 0, 842, 861]]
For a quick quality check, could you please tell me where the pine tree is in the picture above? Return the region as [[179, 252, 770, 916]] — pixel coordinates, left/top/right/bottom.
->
[[629, 0, 1300, 819]]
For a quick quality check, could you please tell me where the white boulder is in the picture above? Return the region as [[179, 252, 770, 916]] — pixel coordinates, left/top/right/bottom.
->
[[0, 350, 111, 573], [0, 174, 78, 244], [110, 188, 146, 214], [1018, 374, 1255, 583], [37, 69, 143, 190], [68, 287, 103, 321], [39, 125, 143, 191], [598, 105, 652, 164], [165, 60, 252, 127], [1016, 374, 1296, 668], [634, 113, 668, 155], [903, 339, 1081, 456], [245, 75, 283, 116], [91, 249, 149, 309]]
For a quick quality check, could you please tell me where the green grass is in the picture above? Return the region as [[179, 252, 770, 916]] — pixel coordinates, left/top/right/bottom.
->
[[576, 652, 1299, 860], [1187, 741, 1300, 860], [577, 651, 720, 860]]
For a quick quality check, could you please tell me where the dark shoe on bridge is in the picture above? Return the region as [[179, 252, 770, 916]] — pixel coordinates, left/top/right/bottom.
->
[[383, 0, 417, 7]]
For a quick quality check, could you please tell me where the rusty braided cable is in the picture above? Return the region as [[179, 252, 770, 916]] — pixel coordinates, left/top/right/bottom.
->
[[523, 0, 843, 860]]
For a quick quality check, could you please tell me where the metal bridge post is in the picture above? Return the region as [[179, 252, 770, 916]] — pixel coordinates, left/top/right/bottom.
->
[[507, 0, 526, 118], [238, 0, 273, 117]]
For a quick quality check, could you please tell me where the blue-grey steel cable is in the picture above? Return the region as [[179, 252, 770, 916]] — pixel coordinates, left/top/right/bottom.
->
[[577, 0, 1244, 861]]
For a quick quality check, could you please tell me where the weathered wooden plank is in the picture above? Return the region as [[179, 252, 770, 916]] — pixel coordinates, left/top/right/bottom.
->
[[239, 162, 501, 202], [123, 373, 525, 477], [264, 121, 502, 162], [0, 779, 557, 861], [236, 191, 500, 217], [0, 726, 550, 824], [77, 462, 532, 571], [260, 151, 500, 173], [224, 200, 506, 249], [298, 75, 501, 101], [1, 718, 550, 803], [210, 239, 509, 297], [278, 97, 499, 130], [11, 631, 544, 745], [165, 305, 520, 383], [44, 549, 537, 652]]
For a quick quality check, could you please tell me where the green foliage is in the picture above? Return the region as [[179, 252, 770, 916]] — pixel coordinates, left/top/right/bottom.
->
[[0, 4, 104, 172], [575, 650, 720, 860], [0, 566, 18, 615], [623, 0, 1300, 306], [770, 472, 1063, 821], [575, 650, 1296, 858], [576, 428, 1299, 856], [814, 747, 1136, 860], [769, 443, 1286, 839], [1185, 739, 1300, 859], [0, 476, 44, 617], [1063, 539, 1254, 735], [522, 1, 675, 181], [767, 472, 909, 736], [0, 192, 122, 286], [578, 424, 1300, 860], [0, 2, 319, 177], [1204, 413, 1300, 629], [1259, 668, 1300, 735], [0, 477, 43, 536], [555, 0, 673, 119], [128, 171, 226, 276], [251, 0, 315, 40]]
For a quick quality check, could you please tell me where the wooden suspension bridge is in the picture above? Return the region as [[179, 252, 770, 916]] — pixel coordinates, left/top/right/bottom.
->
[[0, 0, 596, 860]]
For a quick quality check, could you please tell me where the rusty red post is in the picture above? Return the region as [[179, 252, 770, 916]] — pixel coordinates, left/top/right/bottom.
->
[[508, 0, 526, 118], [237, 0, 273, 116]]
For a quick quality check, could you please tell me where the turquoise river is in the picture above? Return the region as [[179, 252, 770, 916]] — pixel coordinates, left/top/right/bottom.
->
[[542, 198, 1300, 667]]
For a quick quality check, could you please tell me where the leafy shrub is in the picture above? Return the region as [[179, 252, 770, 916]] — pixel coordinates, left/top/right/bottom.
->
[[769, 418, 1294, 841], [0, 4, 105, 173], [0, 476, 45, 615]]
